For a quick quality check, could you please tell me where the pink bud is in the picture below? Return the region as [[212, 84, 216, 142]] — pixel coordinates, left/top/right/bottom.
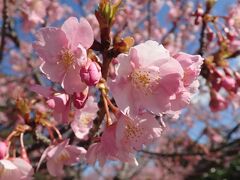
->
[[196, 6, 204, 16], [223, 67, 233, 76], [0, 141, 8, 159], [194, 6, 204, 25], [221, 76, 236, 92], [224, 28, 235, 41], [80, 60, 101, 86], [209, 90, 228, 112], [234, 72, 240, 85], [72, 88, 89, 109], [46, 98, 56, 109], [207, 28, 215, 42]]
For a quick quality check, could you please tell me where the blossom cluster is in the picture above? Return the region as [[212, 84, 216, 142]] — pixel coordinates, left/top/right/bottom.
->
[[0, 1, 204, 179], [21, 15, 203, 177]]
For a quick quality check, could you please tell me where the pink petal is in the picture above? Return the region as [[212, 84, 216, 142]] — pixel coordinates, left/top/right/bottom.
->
[[61, 17, 94, 49], [40, 62, 65, 83], [52, 93, 69, 112], [30, 84, 53, 98], [134, 40, 170, 67], [11, 158, 34, 178], [62, 66, 87, 94], [37, 146, 52, 171], [33, 27, 68, 64], [109, 77, 136, 114], [115, 53, 132, 77], [86, 143, 99, 164], [71, 120, 89, 139], [47, 139, 69, 158], [64, 146, 86, 165], [47, 159, 64, 177]]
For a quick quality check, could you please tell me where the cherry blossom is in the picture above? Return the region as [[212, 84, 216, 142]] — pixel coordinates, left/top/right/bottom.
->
[[171, 52, 204, 111], [31, 85, 70, 123], [0, 158, 33, 180], [109, 40, 203, 115], [1, 0, 240, 179], [71, 96, 98, 140], [33, 17, 94, 94], [116, 111, 163, 151], [38, 139, 86, 177], [86, 122, 138, 167]]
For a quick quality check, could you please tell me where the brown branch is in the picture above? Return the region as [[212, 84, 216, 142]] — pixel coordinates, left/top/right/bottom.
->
[[141, 138, 240, 158], [147, 0, 152, 39], [0, 0, 8, 62]]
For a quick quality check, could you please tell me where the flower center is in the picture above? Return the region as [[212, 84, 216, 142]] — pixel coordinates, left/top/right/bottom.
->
[[59, 49, 75, 69], [81, 113, 92, 127], [57, 150, 70, 162], [130, 69, 159, 95], [124, 119, 144, 142]]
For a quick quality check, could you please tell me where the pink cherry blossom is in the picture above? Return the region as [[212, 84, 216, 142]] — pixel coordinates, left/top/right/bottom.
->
[[86, 122, 138, 167], [227, 5, 240, 35], [71, 96, 98, 140], [221, 76, 237, 92], [38, 139, 86, 177], [21, 0, 49, 32], [33, 17, 94, 94], [0, 158, 33, 180], [171, 52, 204, 110], [209, 90, 228, 112], [31, 85, 70, 123], [116, 111, 164, 151], [86, 111, 164, 166], [109, 40, 185, 115]]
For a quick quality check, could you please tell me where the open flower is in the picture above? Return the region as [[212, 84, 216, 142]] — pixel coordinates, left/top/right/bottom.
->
[[86, 111, 163, 166], [171, 52, 203, 111], [38, 139, 86, 177], [33, 17, 94, 94], [109, 40, 184, 115], [116, 111, 163, 151], [86, 122, 138, 167], [71, 96, 98, 140], [0, 158, 33, 180], [31, 85, 70, 123]]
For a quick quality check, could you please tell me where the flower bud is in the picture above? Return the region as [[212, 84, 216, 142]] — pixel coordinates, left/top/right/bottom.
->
[[80, 60, 101, 86], [0, 141, 8, 159], [234, 72, 240, 86], [221, 76, 236, 92], [209, 90, 228, 112], [207, 28, 215, 42]]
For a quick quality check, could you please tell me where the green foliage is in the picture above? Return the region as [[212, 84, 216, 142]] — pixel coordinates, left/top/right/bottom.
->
[[200, 156, 240, 180]]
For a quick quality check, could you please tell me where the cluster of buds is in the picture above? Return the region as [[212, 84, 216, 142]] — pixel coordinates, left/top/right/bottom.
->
[[208, 67, 240, 111]]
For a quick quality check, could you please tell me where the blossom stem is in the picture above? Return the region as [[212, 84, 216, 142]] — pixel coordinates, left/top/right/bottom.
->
[[6, 131, 17, 142], [52, 126, 63, 140], [101, 88, 112, 126], [20, 133, 24, 149], [104, 94, 119, 114], [47, 127, 56, 142]]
